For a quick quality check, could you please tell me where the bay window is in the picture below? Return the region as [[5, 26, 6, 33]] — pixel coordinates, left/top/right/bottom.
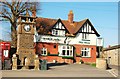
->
[[60, 45, 73, 56]]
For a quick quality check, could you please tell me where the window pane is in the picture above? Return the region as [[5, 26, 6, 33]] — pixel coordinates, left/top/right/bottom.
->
[[63, 46, 65, 49], [86, 51, 88, 56], [85, 51, 87, 56], [44, 51, 46, 54], [82, 51, 84, 56], [52, 29, 55, 35], [41, 48, 47, 55], [67, 50, 69, 55], [70, 50, 72, 55], [85, 33, 86, 39], [70, 46, 72, 49], [56, 30, 58, 35], [82, 33, 84, 39], [87, 34, 89, 39], [67, 46, 69, 49], [62, 50, 65, 55], [41, 49, 43, 54]]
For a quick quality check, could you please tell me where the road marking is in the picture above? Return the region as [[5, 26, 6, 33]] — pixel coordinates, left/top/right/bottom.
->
[[107, 69, 118, 77]]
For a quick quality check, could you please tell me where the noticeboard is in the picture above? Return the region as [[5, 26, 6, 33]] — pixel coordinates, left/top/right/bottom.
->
[[96, 38, 104, 46]]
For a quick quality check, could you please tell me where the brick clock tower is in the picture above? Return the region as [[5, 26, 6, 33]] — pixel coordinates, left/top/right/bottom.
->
[[16, 10, 36, 66]]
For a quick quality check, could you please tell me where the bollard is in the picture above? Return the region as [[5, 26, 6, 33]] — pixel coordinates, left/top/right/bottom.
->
[[0, 59, 1, 70], [12, 54, 17, 70], [34, 55, 39, 70]]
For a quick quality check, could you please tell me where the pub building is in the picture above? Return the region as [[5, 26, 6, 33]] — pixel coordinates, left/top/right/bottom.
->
[[35, 10, 100, 64]]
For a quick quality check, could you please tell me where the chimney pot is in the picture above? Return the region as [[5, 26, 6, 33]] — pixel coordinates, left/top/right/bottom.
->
[[32, 6, 36, 17], [68, 10, 74, 23]]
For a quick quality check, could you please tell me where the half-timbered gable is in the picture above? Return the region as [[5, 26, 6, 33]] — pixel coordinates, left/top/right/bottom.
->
[[78, 19, 100, 36], [51, 19, 67, 36]]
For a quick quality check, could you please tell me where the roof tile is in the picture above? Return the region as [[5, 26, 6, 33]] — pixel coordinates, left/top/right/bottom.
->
[[36, 17, 87, 35]]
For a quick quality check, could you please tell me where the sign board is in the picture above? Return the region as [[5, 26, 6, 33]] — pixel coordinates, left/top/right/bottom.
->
[[38, 35, 65, 44], [97, 38, 104, 46], [79, 40, 90, 44], [3, 50, 9, 58]]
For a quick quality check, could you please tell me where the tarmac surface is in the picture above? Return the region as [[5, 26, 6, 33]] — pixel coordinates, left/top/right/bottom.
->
[[1, 63, 115, 77], [108, 65, 120, 78]]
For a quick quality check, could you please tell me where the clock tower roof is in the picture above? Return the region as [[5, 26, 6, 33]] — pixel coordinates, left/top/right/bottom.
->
[[26, 9, 30, 17]]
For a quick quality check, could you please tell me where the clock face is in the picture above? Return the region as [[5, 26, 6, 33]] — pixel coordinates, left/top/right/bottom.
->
[[24, 25, 31, 32]]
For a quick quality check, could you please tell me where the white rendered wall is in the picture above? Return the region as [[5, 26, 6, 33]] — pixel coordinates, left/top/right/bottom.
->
[[36, 33, 97, 46]]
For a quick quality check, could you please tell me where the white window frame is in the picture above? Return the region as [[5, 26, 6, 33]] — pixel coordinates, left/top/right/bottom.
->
[[41, 48, 47, 56], [60, 45, 73, 57], [52, 29, 58, 36], [82, 33, 89, 40], [81, 48, 91, 57], [52, 29, 65, 36]]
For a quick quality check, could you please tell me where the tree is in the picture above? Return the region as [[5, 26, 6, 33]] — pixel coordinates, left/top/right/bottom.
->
[[0, 0, 39, 48]]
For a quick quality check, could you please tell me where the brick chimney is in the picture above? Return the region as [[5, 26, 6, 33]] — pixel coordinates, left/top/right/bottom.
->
[[32, 6, 36, 17], [68, 10, 73, 23]]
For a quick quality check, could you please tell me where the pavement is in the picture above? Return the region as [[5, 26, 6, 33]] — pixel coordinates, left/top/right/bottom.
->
[[0, 59, 2, 79], [1, 63, 115, 77]]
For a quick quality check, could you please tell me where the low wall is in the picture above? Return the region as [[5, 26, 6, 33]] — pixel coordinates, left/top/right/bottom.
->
[[40, 56, 73, 64]]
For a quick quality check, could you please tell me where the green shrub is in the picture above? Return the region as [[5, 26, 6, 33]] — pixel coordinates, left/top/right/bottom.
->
[[47, 52, 58, 56], [48, 54, 58, 56], [84, 63, 96, 67], [91, 63, 96, 67], [62, 56, 74, 59], [76, 53, 82, 57]]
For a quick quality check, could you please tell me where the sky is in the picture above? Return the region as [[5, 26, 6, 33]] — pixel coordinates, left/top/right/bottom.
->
[[39, 2, 118, 47], [0, 2, 118, 47]]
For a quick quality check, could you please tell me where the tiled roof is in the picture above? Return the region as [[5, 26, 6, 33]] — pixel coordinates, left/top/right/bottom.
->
[[36, 17, 57, 34], [103, 45, 120, 51], [36, 17, 100, 36], [36, 17, 88, 35]]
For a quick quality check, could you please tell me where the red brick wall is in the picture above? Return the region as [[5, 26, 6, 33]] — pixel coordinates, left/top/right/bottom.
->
[[74, 45, 96, 63], [36, 42, 58, 55], [36, 42, 96, 64], [40, 56, 73, 63], [36, 42, 73, 63]]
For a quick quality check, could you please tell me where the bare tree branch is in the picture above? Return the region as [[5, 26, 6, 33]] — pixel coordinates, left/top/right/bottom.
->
[[0, 12, 12, 24], [0, 0, 40, 48]]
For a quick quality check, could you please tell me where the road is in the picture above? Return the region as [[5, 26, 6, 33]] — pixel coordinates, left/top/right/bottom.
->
[[1, 64, 114, 77], [108, 65, 120, 78]]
